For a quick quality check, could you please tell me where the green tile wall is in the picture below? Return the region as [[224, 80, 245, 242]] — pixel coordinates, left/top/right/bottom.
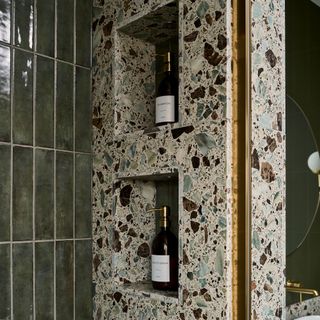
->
[[0, 0, 92, 318], [35, 149, 54, 239], [76, 0, 92, 67], [57, 0, 74, 62], [36, 0, 55, 56], [14, 0, 34, 50], [56, 62, 74, 150], [13, 147, 33, 240], [13, 243, 33, 320], [56, 152, 74, 239], [0, 0, 11, 43], [75, 240, 93, 320], [75, 153, 92, 238], [35, 242, 54, 319], [56, 241, 74, 320], [75, 67, 92, 152], [0, 145, 10, 241], [35, 56, 54, 148], [0, 244, 10, 319], [13, 49, 33, 145], [0, 45, 11, 141]]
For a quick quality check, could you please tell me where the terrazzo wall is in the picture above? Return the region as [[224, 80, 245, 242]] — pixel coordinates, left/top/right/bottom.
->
[[92, 0, 289, 319], [92, 0, 235, 318], [249, 0, 286, 319]]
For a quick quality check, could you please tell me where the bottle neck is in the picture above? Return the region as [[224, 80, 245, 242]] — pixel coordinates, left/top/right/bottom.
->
[[164, 52, 172, 72], [160, 217, 170, 230], [164, 62, 171, 73]]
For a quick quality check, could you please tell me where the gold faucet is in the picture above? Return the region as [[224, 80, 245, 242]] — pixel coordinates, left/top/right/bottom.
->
[[286, 280, 319, 303]]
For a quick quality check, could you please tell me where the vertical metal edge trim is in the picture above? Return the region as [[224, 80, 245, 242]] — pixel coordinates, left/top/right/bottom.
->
[[245, 0, 252, 319], [231, 0, 246, 317], [231, 0, 236, 315]]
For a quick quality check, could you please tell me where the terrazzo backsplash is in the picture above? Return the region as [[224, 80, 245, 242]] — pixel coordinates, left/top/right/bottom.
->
[[0, 0, 92, 319], [286, 297, 320, 320]]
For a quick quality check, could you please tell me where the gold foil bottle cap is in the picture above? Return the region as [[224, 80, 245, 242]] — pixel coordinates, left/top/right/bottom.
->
[[160, 205, 170, 228], [147, 205, 171, 228]]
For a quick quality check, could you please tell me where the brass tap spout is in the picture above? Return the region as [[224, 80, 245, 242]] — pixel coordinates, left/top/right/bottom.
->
[[286, 281, 319, 303]]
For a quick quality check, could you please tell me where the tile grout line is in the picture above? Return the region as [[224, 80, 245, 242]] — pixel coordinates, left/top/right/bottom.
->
[[10, 1, 15, 315], [32, 3, 37, 313], [0, 238, 92, 245], [0, 41, 91, 70], [0, 141, 91, 155], [53, 0, 57, 318], [73, 1, 77, 317]]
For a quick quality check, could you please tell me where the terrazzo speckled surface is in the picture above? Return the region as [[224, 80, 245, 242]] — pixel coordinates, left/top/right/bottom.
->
[[250, 0, 286, 319], [92, 0, 233, 318], [286, 297, 320, 320]]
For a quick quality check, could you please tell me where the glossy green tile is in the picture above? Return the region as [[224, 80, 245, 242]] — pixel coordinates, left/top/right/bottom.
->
[[0, 145, 10, 241], [56, 241, 74, 320], [13, 49, 33, 145], [75, 67, 91, 152], [75, 154, 92, 238], [36, 0, 54, 56], [57, 0, 74, 62], [35, 149, 54, 239], [0, 0, 11, 43], [0, 45, 11, 142], [13, 243, 33, 320], [56, 62, 73, 150], [0, 244, 10, 319], [56, 152, 73, 239], [76, 0, 91, 67], [14, 0, 34, 50], [75, 240, 92, 320], [13, 147, 33, 240], [35, 56, 54, 147], [35, 242, 54, 320]]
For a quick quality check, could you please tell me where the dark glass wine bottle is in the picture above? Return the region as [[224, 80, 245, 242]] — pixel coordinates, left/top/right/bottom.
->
[[155, 52, 178, 125], [151, 206, 178, 291]]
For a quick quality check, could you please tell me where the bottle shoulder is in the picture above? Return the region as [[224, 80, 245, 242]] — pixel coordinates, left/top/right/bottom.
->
[[157, 72, 178, 96], [152, 229, 178, 254]]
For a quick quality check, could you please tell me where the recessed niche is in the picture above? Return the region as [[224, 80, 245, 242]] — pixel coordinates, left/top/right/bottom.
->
[[114, 1, 179, 136], [112, 170, 179, 299]]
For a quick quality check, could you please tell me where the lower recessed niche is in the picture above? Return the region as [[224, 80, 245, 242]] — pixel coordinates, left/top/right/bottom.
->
[[112, 171, 179, 300]]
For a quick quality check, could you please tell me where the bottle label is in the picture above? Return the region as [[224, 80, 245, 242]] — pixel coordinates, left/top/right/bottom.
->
[[156, 95, 175, 124], [152, 255, 170, 282]]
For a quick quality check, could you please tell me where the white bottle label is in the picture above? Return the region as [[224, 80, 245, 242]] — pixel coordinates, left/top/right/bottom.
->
[[156, 95, 175, 124], [152, 255, 170, 282]]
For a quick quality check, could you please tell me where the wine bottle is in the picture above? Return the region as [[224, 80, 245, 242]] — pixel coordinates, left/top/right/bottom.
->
[[150, 206, 178, 291], [155, 52, 178, 125]]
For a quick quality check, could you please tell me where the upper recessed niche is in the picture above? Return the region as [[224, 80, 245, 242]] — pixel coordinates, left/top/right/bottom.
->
[[114, 1, 179, 136]]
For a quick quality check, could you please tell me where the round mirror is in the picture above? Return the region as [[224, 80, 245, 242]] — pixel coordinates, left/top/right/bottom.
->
[[286, 95, 320, 256]]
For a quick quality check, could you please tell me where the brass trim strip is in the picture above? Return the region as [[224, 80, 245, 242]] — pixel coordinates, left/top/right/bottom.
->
[[245, 0, 252, 319], [231, 0, 246, 318]]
